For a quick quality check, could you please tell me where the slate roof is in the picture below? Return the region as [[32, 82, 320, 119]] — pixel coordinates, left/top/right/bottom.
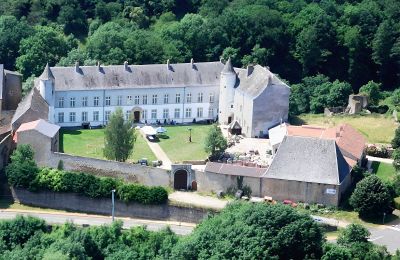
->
[[45, 61, 225, 91], [264, 136, 351, 185], [205, 162, 267, 178], [221, 57, 235, 74], [11, 88, 49, 130], [16, 119, 59, 138], [39, 63, 54, 80]]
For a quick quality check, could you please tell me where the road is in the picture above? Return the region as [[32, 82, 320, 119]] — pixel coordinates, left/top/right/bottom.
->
[[0, 209, 195, 235]]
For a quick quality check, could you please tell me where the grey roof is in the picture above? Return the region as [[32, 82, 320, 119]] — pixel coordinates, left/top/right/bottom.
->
[[39, 63, 54, 80], [264, 136, 351, 185], [205, 162, 267, 178], [236, 65, 290, 99], [221, 57, 235, 74], [11, 88, 49, 130], [17, 119, 60, 138], [44, 61, 224, 91], [0, 64, 3, 99]]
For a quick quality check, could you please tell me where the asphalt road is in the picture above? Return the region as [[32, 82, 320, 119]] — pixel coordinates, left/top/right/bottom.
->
[[368, 226, 400, 254], [0, 209, 195, 235]]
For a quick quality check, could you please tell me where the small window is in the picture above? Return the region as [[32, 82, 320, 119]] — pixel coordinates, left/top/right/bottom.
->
[[164, 94, 169, 104], [81, 111, 88, 122], [70, 97, 75, 108], [142, 110, 147, 119], [208, 108, 213, 118], [105, 111, 111, 122], [134, 95, 140, 105], [143, 95, 148, 105], [125, 110, 131, 121], [105, 96, 111, 106], [151, 109, 157, 119], [163, 108, 169, 119], [186, 93, 192, 103], [82, 97, 88, 107], [58, 112, 64, 123], [93, 111, 99, 121], [174, 108, 180, 119], [94, 97, 99, 107], [197, 107, 203, 118], [209, 93, 214, 103], [117, 95, 122, 106], [69, 112, 76, 122], [197, 92, 203, 103], [152, 94, 158, 105], [58, 97, 64, 108], [185, 108, 192, 118], [176, 93, 181, 103]]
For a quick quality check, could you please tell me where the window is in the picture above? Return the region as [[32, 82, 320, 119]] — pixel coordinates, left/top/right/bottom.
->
[[209, 93, 214, 103], [125, 111, 131, 121], [151, 109, 157, 119], [58, 97, 64, 108], [175, 93, 181, 103], [69, 112, 76, 122], [164, 94, 169, 104], [82, 97, 88, 107], [185, 108, 192, 118], [197, 107, 203, 118], [198, 92, 203, 103], [81, 111, 88, 122], [117, 95, 122, 106], [186, 93, 192, 103], [208, 108, 213, 118], [93, 111, 99, 121], [174, 108, 180, 119], [127, 96, 133, 104], [152, 94, 158, 104], [70, 97, 75, 108], [143, 95, 148, 105], [105, 96, 111, 106], [94, 97, 99, 107], [105, 111, 111, 122], [142, 110, 147, 119], [58, 112, 64, 123], [134, 95, 140, 105], [163, 109, 169, 119]]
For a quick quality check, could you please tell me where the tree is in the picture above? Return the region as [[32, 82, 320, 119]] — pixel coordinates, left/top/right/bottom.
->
[[337, 224, 369, 245], [171, 202, 324, 259], [16, 26, 74, 77], [349, 175, 394, 218], [393, 149, 400, 171], [103, 108, 136, 162], [359, 81, 381, 106], [392, 126, 400, 149], [204, 124, 227, 160], [5, 144, 38, 188], [322, 244, 351, 260]]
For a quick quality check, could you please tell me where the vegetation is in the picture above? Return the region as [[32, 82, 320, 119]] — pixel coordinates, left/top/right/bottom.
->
[[157, 125, 212, 162], [349, 175, 394, 219], [371, 161, 397, 182], [104, 108, 136, 162], [5, 144, 38, 188], [60, 128, 157, 162], [291, 113, 397, 144], [392, 125, 400, 149], [204, 124, 228, 160]]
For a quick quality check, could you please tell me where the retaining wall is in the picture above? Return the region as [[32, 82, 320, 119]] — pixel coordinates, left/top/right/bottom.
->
[[11, 188, 214, 223]]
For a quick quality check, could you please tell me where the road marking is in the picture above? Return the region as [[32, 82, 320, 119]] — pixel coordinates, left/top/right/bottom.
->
[[368, 236, 384, 242]]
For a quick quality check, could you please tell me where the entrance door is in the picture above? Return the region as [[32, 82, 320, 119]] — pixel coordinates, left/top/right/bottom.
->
[[174, 170, 188, 190], [133, 111, 140, 123], [228, 116, 232, 124]]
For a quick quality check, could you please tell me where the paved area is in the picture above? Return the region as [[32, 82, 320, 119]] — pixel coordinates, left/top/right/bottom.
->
[[169, 191, 229, 210], [0, 209, 195, 235], [226, 137, 272, 166], [367, 155, 393, 164], [140, 129, 172, 169]]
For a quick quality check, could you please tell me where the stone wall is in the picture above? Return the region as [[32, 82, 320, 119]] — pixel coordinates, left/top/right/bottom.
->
[[11, 188, 212, 223], [0, 134, 12, 171], [46, 152, 173, 187]]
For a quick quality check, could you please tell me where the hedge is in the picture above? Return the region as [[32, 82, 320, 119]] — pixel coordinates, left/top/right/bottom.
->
[[28, 168, 168, 205]]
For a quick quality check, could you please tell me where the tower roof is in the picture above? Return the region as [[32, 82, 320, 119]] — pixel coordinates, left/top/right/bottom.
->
[[222, 57, 235, 74], [39, 63, 54, 80]]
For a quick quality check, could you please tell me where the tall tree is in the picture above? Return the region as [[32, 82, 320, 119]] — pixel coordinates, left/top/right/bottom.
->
[[204, 124, 227, 161], [103, 108, 136, 162], [5, 144, 38, 188]]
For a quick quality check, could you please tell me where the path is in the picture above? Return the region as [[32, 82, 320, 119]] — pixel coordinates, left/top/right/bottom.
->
[[140, 130, 172, 169], [169, 191, 228, 210], [0, 209, 195, 235]]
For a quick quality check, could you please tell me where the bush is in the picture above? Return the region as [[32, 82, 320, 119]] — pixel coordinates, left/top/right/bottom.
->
[[365, 145, 389, 158], [117, 184, 168, 204], [395, 197, 400, 210]]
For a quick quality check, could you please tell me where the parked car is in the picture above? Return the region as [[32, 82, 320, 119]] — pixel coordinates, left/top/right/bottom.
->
[[138, 158, 148, 166]]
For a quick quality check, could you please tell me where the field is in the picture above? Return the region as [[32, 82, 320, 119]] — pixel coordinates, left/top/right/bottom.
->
[[371, 161, 397, 182], [60, 128, 157, 162], [157, 125, 212, 163], [291, 113, 397, 144]]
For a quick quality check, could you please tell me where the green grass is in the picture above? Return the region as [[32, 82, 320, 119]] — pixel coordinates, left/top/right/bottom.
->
[[157, 125, 212, 163], [60, 128, 157, 162], [371, 161, 397, 182], [291, 113, 397, 144], [0, 198, 68, 213]]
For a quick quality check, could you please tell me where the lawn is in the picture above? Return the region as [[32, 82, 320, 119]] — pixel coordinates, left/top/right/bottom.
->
[[371, 161, 397, 182], [60, 128, 157, 162], [291, 113, 397, 144], [157, 125, 212, 163]]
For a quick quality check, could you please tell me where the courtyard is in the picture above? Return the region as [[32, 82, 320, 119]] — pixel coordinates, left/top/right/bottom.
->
[[60, 128, 157, 162], [291, 113, 397, 144]]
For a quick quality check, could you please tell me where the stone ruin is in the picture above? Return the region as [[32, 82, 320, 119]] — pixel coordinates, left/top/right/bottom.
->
[[324, 94, 369, 116]]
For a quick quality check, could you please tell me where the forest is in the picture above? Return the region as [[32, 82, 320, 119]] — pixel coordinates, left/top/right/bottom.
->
[[0, 0, 399, 97]]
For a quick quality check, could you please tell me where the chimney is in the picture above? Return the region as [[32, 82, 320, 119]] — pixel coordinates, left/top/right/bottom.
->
[[124, 61, 128, 71], [246, 65, 254, 77], [190, 58, 194, 68], [167, 59, 170, 70], [75, 61, 79, 72]]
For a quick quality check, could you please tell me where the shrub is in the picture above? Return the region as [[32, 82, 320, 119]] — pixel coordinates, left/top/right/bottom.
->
[[117, 184, 168, 204], [337, 224, 369, 245], [395, 197, 400, 210], [6, 145, 39, 188]]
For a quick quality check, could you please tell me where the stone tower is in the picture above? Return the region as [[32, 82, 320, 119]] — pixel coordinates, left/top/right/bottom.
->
[[38, 63, 55, 123], [218, 58, 236, 125]]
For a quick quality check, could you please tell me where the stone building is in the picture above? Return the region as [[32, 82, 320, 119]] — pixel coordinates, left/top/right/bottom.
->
[[0, 64, 22, 115], [35, 59, 289, 137], [15, 119, 60, 165]]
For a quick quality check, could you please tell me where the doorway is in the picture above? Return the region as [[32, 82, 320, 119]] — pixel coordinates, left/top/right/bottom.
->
[[174, 170, 188, 190], [228, 116, 232, 124], [133, 111, 140, 123]]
